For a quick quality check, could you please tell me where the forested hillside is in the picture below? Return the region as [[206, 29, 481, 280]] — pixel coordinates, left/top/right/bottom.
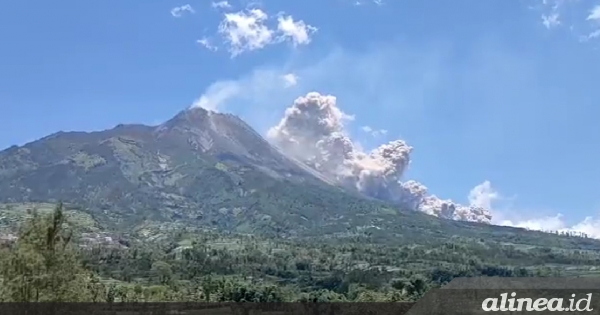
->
[[2, 203, 599, 302]]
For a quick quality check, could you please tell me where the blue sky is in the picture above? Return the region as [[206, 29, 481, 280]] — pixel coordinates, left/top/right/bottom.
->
[[2, 0, 600, 233]]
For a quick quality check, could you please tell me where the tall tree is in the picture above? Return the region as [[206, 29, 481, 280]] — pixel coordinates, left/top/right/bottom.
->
[[0, 203, 100, 301]]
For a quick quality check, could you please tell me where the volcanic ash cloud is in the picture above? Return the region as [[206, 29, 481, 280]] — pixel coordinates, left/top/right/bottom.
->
[[267, 92, 493, 224]]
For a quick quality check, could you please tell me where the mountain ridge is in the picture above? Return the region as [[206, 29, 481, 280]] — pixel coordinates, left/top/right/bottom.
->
[[0, 106, 396, 236], [1, 106, 599, 248]]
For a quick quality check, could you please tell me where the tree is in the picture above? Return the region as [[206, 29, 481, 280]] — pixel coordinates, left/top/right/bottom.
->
[[151, 261, 173, 285], [0, 203, 101, 302]]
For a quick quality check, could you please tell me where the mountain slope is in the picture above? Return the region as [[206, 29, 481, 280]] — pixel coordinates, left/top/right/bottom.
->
[[0, 107, 379, 233], [0, 107, 598, 250]]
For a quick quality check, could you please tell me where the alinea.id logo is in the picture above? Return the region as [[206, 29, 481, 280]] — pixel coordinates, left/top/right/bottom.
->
[[482, 292, 594, 312]]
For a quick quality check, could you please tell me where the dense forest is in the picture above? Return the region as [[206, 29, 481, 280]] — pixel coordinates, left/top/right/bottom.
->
[[2, 204, 600, 302]]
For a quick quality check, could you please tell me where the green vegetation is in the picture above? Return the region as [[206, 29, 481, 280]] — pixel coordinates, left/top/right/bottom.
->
[[0, 203, 102, 301], [2, 203, 600, 302], [0, 120, 597, 253], [2, 114, 600, 302]]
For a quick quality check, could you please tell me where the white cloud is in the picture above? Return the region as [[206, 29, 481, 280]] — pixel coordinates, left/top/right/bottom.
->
[[479, 184, 600, 239], [534, 0, 564, 29], [218, 9, 274, 57], [468, 180, 499, 210], [584, 5, 600, 40], [499, 215, 566, 231], [456, 179, 600, 238], [361, 125, 388, 137], [281, 73, 299, 87], [212, 1, 232, 9], [533, 0, 600, 42], [188, 40, 443, 115], [587, 5, 600, 21], [353, 0, 384, 6], [496, 214, 600, 239], [442, 180, 600, 239], [542, 13, 561, 29], [190, 65, 292, 113], [192, 80, 242, 111], [200, 8, 317, 57], [585, 29, 600, 40], [276, 15, 318, 46], [197, 37, 218, 51], [170, 4, 195, 18], [570, 217, 600, 238]]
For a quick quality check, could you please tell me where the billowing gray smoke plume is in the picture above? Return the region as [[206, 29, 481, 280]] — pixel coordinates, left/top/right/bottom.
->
[[267, 92, 493, 223]]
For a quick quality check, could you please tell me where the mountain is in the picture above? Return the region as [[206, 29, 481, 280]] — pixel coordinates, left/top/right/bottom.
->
[[0, 106, 597, 249], [0, 109, 321, 225], [0, 107, 396, 235]]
